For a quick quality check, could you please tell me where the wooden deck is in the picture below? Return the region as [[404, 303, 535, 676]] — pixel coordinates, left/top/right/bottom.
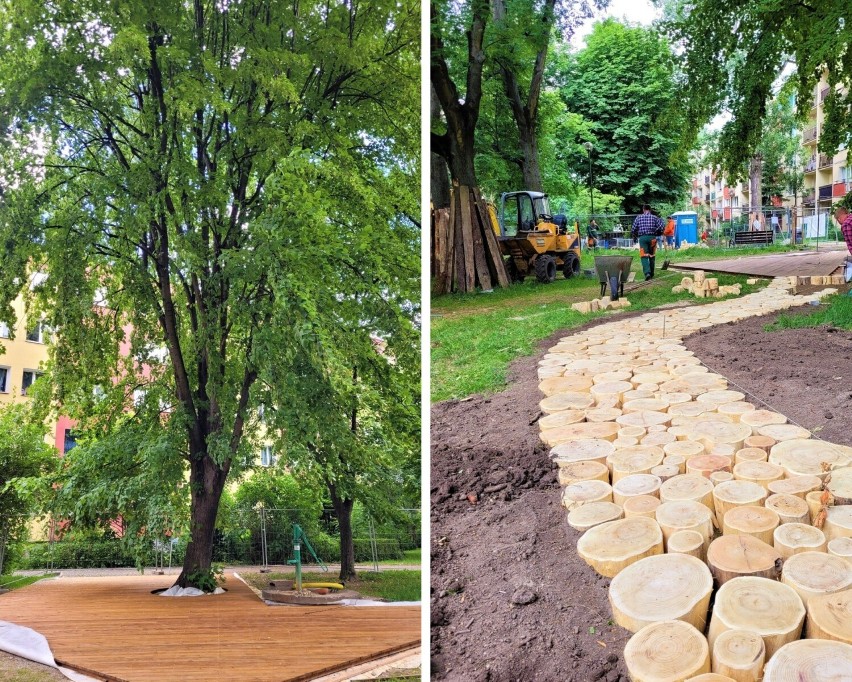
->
[[674, 248, 848, 278], [0, 574, 420, 682]]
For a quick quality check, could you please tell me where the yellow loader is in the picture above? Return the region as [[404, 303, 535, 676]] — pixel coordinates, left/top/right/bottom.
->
[[488, 191, 582, 283]]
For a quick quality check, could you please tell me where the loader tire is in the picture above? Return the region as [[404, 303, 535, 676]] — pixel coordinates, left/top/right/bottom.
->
[[563, 253, 580, 279], [535, 255, 557, 283]]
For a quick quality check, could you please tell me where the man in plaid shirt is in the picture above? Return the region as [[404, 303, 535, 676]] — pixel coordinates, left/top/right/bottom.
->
[[631, 204, 665, 280], [836, 204, 852, 257]]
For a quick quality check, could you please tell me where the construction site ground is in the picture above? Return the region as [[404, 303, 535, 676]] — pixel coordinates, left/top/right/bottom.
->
[[430, 291, 852, 681]]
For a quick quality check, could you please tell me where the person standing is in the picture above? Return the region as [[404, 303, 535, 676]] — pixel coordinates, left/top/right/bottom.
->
[[587, 218, 599, 248], [835, 204, 852, 257], [631, 204, 665, 280], [663, 215, 675, 250]]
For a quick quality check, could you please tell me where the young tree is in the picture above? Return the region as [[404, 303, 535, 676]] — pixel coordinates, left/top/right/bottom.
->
[[558, 19, 691, 212], [0, 0, 419, 589]]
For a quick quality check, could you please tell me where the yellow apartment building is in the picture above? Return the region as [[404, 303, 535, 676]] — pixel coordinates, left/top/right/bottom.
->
[[802, 78, 851, 213]]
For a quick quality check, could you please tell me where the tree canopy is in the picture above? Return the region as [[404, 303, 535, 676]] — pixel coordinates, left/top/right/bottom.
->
[[0, 0, 419, 587]]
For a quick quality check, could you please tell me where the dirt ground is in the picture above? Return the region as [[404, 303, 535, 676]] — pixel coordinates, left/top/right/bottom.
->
[[430, 301, 852, 681], [0, 651, 64, 682]]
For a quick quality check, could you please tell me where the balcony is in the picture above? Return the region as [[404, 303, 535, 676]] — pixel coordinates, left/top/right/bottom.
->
[[805, 155, 817, 173], [820, 87, 830, 103], [803, 127, 817, 143], [833, 181, 851, 198], [819, 185, 832, 200], [819, 153, 833, 169], [692, 197, 700, 206], [803, 191, 816, 207], [704, 175, 710, 185]]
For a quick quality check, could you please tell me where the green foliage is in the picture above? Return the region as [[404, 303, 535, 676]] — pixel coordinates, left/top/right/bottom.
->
[[0, 573, 58, 590], [186, 564, 224, 593], [556, 20, 691, 212], [667, 0, 852, 176], [19, 538, 185, 569], [765, 294, 852, 331], [234, 471, 324, 518]]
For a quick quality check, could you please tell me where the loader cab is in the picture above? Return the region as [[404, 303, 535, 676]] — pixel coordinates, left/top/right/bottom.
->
[[498, 191, 553, 237]]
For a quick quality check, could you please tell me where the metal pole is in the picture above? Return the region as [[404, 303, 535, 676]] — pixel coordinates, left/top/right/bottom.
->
[[260, 506, 271, 573], [369, 518, 379, 573], [589, 152, 594, 219], [293, 525, 302, 591]]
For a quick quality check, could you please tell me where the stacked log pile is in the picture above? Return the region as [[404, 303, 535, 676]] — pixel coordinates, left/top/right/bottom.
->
[[537, 277, 852, 681]]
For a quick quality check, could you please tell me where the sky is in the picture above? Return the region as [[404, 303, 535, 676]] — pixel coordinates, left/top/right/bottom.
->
[[571, 0, 660, 48]]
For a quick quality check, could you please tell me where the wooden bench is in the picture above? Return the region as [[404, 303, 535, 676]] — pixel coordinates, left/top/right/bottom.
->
[[731, 230, 774, 246]]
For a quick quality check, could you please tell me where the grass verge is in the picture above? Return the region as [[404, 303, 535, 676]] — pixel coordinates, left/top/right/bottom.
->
[[241, 569, 421, 602], [432, 259, 764, 402], [766, 292, 852, 330], [379, 548, 421, 565], [0, 573, 58, 590]]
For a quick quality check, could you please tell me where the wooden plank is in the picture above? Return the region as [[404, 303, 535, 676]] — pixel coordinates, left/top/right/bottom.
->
[[469, 189, 493, 291], [472, 187, 510, 288], [458, 186, 476, 292], [0, 574, 420, 682], [431, 208, 450, 294], [452, 190, 466, 292]]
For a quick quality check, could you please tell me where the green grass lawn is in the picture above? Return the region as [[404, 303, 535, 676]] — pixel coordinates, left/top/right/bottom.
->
[[0, 574, 57, 591], [242, 569, 421, 601], [378, 548, 421, 565], [432, 246, 772, 402], [766, 292, 852, 330]]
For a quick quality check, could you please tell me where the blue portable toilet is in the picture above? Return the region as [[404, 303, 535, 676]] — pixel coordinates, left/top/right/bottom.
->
[[671, 211, 698, 248]]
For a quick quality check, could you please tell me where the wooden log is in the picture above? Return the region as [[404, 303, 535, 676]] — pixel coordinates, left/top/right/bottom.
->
[[561, 480, 613, 512], [619, 426, 647, 440], [758, 424, 811, 442], [806, 588, 852, 643], [623, 495, 662, 518], [686, 422, 752, 453], [660, 474, 715, 513], [538, 375, 594, 397], [687, 455, 732, 478], [710, 629, 765, 682], [769, 439, 850, 480], [708, 443, 737, 458], [539, 391, 596, 413], [827, 537, 852, 562], [765, 493, 809, 525], [716, 402, 756, 422], [642, 431, 678, 447], [538, 409, 586, 432], [467, 188, 493, 291], [616, 410, 673, 429], [663, 454, 687, 475], [733, 448, 767, 465], [624, 620, 711, 682], [806, 490, 832, 525], [585, 407, 624, 423], [609, 554, 713, 633], [710, 471, 733, 485], [590, 380, 634, 406], [610, 448, 665, 483], [551, 438, 614, 467], [773, 523, 827, 560], [824, 505, 852, 541], [722, 505, 780, 545], [663, 440, 705, 459], [613, 474, 662, 506], [712, 480, 767, 520], [826, 466, 852, 505], [707, 577, 805, 658], [686, 675, 736, 682], [656, 500, 714, 549], [540, 421, 621, 447], [743, 435, 775, 452], [766, 474, 822, 499], [695, 390, 746, 408], [781, 551, 852, 607], [740, 409, 787, 433], [471, 187, 510, 288], [457, 187, 476, 291], [706, 536, 782, 585], [577, 516, 664, 577], [762, 639, 852, 681], [613, 437, 639, 448], [650, 465, 680, 482], [667, 530, 705, 561], [669, 402, 711, 418], [623, 398, 671, 414], [732, 461, 784, 489], [557, 460, 610, 486], [567, 501, 624, 532]]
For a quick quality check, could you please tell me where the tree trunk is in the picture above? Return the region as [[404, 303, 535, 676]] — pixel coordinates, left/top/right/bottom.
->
[[175, 456, 228, 588], [330, 488, 356, 582], [0, 522, 7, 576], [518, 130, 542, 191], [749, 154, 762, 216], [430, 86, 451, 209]]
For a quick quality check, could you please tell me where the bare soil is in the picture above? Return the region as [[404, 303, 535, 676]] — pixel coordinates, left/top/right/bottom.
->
[[430, 301, 852, 681]]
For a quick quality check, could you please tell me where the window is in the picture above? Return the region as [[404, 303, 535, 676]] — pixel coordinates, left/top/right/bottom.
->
[[519, 194, 536, 231], [26, 321, 47, 344], [63, 429, 78, 454], [260, 446, 275, 467], [502, 195, 519, 237], [21, 370, 42, 396], [0, 321, 9, 338], [0, 366, 8, 393]]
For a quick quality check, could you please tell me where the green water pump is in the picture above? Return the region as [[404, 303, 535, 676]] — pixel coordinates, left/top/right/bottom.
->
[[287, 523, 327, 591]]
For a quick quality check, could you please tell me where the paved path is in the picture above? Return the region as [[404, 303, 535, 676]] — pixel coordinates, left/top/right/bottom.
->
[[674, 247, 847, 278]]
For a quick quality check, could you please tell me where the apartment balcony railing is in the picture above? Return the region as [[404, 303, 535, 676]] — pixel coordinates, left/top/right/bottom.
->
[[692, 197, 701, 206], [805, 155, 817, 173], [818, 185, 832, 200], [704, 194, 710, 202], [803, 192, 816, 207], [704, 175, 710, 185], [819, 153, 833, 168], [803, 127, 817, 143]]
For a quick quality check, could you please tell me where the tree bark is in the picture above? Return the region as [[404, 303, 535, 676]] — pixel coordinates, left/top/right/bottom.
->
[[749, 154, 763, 216], [330, 487, 356, 582], [431, 86, 452, 209]]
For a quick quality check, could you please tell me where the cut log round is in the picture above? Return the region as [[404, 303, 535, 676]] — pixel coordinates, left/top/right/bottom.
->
[[773, 523, 827, 560], [769, 439, 850, 480], [765, 493, 810, 525], [623, 398, 672, 414], [557, 460, 610, 486], [709, 443, 737, 458], [590, 380, 635, 406], [712, 480, 768, 520], [826, 466, 852, 506], [624, 620, 711, 682], [668, 530, 705, 561], [669, 402, 711, 418], [781, 551, 852, 607], [706, 536, 782, 585], [758, 424, 811, 442], [687, 455, 732, 478], [806, 588, 852, 643], [806, 490, 832, 525], [710, 471, 733, 485], [567, 501, 624, 532], [716, 402, 756, 422], [824, 505, 852, 541], [540, 391, 596, 413], [538, 409, 587, 432], [656, 500, 714, 549], [642, 431, 678, 447], [710, 629, 765, 682], [663, 440, 705, 459], [585, 406, 624, 423], [539, 375, 594, 396], [610, 448, 665, 483], [723, 505, 780, 545], [577, 516, 664, 577], [734, 448, 767, 465], [609, 554, 713, 633], [695, 390, 746, 407], [743, 435, 775, 452], [617, 410, 673, 429], [658, 392, 692, 406], [740, 409, 787, 433], [619, 426, 647, 440], [650, 465, 680, 482], [762, 639, 852, 681], [686, 675, 736, 682], [623, 494, 662, 518], [767, 474, 822, 499], [613, 437, 639, 448], [663, 454, 687, 475], [660, 475, 716, 524], [686, 422, 753, 453], [551, 438, 615, 467], [594, 369, 634, 383], [732, 461, 785, 489], [561, 479, 613, 511], [540, 421, 621, 447], [827, 537, 852, 562], [707, 577, 805, 658], [613, 474, 662, 506]]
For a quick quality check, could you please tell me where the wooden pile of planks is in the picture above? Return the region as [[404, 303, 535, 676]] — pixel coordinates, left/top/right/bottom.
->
[[432, 183, 509, 294]]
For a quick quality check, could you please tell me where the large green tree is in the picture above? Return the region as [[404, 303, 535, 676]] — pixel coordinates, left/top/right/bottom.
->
[[556, 19, 691, 213], [668, 0, 851, 177], [0, 0, 419, 589]]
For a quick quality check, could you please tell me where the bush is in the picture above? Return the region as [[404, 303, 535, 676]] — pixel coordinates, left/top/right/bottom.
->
[[19, 539, 186, 569]]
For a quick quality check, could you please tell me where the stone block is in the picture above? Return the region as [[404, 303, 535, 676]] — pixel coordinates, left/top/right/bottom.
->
[[672, 285, 684, 293], [747, 278, 757, 285], [571, 301, 592, 314]]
